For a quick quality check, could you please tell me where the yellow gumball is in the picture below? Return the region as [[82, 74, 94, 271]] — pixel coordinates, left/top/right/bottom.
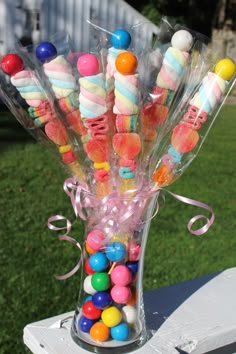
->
[[101, 306, 122, 327], [215, 58, 236, 81]]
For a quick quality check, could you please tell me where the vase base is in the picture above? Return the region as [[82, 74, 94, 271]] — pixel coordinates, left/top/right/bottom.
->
[[71, 320, 148, 353]]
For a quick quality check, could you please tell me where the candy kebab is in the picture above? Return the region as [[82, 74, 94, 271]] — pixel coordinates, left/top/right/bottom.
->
[[106, 29, 131, 124], [1, 53, 84, 180], [112, 51, 141, 193], [35, 41, 87, 139], [77, 53, 112, 196], [140, 30, 193, 159], [152, 57, 236, 187]]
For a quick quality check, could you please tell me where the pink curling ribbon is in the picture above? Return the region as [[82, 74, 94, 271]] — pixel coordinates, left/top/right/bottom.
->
[[48, 178, 215, 279]]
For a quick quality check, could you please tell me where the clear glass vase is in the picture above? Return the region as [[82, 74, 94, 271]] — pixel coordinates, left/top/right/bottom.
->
[[71, 189, 158, 353]]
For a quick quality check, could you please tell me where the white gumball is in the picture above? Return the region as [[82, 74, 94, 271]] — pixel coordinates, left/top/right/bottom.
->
[[83, 275, 96, 295], [122, 305, 137, 324], [171, 30, 193, 52]]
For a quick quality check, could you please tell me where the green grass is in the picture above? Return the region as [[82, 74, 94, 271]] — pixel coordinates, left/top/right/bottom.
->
[[0, 105, 236, 353]]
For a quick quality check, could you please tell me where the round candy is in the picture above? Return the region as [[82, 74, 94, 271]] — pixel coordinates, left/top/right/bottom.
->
[[214, 58, 236, 81], [171, 30, 193, 52], [77, 53, 100, 76], [128, 241, 141, 261], [105, 242, 126, 262], [83, 295, 92, 304], [126, 261, 139, 274], [86, 229, 106, 251], [91, 272, 110, 291], [126, 286, 137, 306], [115, 52, 138, 75], [85, 241, 96, 255], [122, 305, 137, 324], [111, 29, 131, 49], [90, 322, 110, 342], [83, 275, 96, 295], [92, 290, 112, 309], [111, 285, 131, 304], [1, 54, 24, 76], [85, 258, 95, 275], [101, 306, 122, 327], [82, 300, 102, 320], [110, 322, 130, 341], [78, 315, 96, 333], [89, 252, 109, 272], [111, 265, 131, 286], [35, 42, 57, 63]]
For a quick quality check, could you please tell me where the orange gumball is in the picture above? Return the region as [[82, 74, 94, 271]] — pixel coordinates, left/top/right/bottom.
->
[[126, 286, 137, 306], [115, 52, 138, 75], [90, 322, 110, 342], [85, 241, 96, 255]]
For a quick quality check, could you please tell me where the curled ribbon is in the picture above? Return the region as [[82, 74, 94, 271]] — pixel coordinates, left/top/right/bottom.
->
[[48, 178, 215, 279]]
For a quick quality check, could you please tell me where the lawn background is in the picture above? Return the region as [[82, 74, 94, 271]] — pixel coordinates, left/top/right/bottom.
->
[[0, 105, 235, 353]]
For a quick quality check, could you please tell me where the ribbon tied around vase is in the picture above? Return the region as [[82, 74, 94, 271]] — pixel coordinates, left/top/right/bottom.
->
[[48, 178, 215, 280]]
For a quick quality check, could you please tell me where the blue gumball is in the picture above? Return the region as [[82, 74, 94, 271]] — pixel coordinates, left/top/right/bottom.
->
[[126, 261, 139, 274], [111, 29, 131, 49], [35, 41, 57, 63], [105, 242, 126, 262], [78, 315, 96, 333], [111, 322, 130, 341], [92, 290, 112, 309], [89, 252, 109, 272]]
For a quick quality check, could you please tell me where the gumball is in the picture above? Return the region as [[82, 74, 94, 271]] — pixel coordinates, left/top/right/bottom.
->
[[82, 300, 102, 320], [78, 315, 96, 333], [92, 291, 112, 309], [115, 52, 138, 75], [126, 261, 139, 274], [122, 305, 137, 324], [84, 258, 95, 275], [1, 54, 24, 76], [77, 53, 100, 76], [85, 241, 96, 255], [111, 29, 131, 49], [126, 286, 137, 306], [128, 241, 141, 261], [83, 275, 96, 295], [111, 285, 131, 304], [171, 30, 193, 52], [110, 322, 130, 341], [89, 252, 109, 272], [83, 295, 92, 304], [111, 265, 131, 286], [35, 41, 57, 63], [214, 58, 236, 81], [91, 272, 110, 291], [90, 321, 110, 342], [101, 306, 122, 327], [105, 242, 126, 262], [86, 229, 106, 251]]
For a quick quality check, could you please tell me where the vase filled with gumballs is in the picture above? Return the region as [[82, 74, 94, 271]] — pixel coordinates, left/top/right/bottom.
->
[[70, 189, 159, 353]]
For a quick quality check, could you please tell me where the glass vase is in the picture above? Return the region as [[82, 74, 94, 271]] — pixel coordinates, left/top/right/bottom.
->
[[71, 189, 158, 353]]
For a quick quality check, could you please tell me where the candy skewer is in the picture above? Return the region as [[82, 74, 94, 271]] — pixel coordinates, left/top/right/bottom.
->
[[141, 29, 193, 159], [77, 53, 112, 196], [152, 57, 236, 187], [1, 53, 84, 180], [112, 51, 141, 193]]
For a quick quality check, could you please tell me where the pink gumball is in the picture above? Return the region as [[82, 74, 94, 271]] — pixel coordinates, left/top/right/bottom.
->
[[128, 242, 141, 261], [111, 265, 131, 286], [86, 229, 106, 251], [111, 285, 131, 304], [77, 53, 100, 76]]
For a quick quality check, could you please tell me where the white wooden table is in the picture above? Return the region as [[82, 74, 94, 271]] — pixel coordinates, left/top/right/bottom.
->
[[23, 267, 236, 354]]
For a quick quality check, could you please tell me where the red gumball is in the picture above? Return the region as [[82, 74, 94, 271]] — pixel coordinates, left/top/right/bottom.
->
[[85, 258, 95, 275], [1, 54, 24, 76], [82, 300, 102, 320]]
